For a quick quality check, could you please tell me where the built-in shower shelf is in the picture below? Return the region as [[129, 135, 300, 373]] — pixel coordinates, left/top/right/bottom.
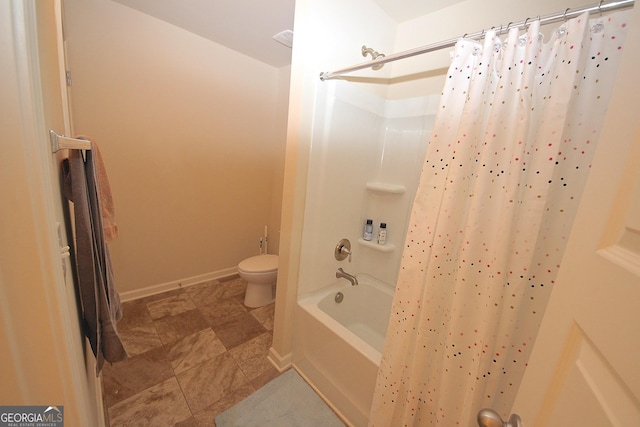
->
[[358, 238, 396, 252], [365, 182, 406, 195]]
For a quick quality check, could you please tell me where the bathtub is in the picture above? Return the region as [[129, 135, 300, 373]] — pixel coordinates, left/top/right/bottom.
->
[[293, 274, 394, 426]]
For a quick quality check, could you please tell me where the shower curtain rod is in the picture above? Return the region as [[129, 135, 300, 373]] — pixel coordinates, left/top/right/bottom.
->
[[319, 0, 634, 81]]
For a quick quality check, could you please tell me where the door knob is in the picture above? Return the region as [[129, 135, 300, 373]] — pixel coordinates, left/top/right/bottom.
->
[[477, 408, 522, 427]]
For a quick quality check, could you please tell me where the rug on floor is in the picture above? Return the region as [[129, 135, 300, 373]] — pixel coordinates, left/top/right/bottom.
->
[[215, 369, 345, 426]]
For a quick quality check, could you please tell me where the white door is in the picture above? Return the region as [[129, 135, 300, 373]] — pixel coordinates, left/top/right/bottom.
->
[[510, 6, 640, 426], [35, 0, 104, 422], [35, 1, 106, 424]]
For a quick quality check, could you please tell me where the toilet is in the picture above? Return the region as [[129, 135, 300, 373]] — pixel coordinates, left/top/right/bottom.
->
[[238, 254, 278, 308]]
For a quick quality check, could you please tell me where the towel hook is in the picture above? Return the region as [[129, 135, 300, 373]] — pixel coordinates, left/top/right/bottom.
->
[[50, 130, 92, 153]]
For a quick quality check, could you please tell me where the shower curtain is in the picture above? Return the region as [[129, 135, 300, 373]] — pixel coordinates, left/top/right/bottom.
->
[[369, 11, 629, 427]]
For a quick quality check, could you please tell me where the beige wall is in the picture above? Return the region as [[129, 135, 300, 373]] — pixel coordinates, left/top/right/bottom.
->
[[63, 0, 289, 295], [271, 0, 398, 369]]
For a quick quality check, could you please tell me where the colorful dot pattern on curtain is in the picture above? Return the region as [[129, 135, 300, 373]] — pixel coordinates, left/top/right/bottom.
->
[[369, 11, 630, 427]]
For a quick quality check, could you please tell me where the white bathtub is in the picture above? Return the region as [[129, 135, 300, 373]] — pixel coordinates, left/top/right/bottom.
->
[[294, 274, 394, 426]]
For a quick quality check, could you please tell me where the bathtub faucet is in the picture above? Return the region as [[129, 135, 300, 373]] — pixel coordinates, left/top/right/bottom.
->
[[336, 268, 358, 286]]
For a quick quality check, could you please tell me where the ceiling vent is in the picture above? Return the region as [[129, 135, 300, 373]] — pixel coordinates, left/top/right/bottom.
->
[[273, 30, 294, 48]]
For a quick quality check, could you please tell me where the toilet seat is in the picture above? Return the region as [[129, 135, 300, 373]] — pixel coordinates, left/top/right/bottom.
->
[[238, 254, 278, 274]]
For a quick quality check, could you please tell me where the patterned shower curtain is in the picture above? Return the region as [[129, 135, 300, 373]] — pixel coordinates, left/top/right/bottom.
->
[[369, 11, 629, 427]]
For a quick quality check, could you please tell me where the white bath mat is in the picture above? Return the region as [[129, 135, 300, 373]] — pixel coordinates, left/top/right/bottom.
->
[[215, 369, 345, 426]]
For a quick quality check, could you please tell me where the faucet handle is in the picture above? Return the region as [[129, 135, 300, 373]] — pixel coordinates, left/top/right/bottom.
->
[[334, 238, 352, 262], [341, 246, 352, 262]]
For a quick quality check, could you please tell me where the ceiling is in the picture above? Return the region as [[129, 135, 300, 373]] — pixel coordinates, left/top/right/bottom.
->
[[113, 0, 463, 68]]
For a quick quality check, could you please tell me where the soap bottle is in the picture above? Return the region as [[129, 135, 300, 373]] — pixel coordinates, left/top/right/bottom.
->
[[363, 219, 373, 241], [377, 222, 387, 245]]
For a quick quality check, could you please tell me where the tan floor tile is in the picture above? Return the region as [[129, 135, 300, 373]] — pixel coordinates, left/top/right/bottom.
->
[[218, 277, 247, 297], [176, 352, 249, 414], [106, 284, 287, 426], [118, 300, 153, 331], [199, 299, 248, 329], [249, 303, 275, 330], [229, 332, 274, 381], [229, 293, 247, 306], [102, 346, 174, 407], [154, 309, 209, 345], [166, 328, 227, 374], [192, 383, 255, 427], [117, 299, 163, 355], [119, 324, 163, 356], [250, 366, 281, 390], [213, 312, 266, 350], [108, 377, 192, 427], [185, 279, 246, 307], [147, 293, 196, 320], [184, 281, 223, 307], [175, 417, 198, 426]]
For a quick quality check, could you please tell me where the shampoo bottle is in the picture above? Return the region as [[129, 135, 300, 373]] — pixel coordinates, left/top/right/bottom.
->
[[377, 222, 387, 245], [363, 219, 373, 241]]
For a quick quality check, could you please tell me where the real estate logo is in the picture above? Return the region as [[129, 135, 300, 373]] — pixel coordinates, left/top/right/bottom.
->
[[0, 406, 63, 427]]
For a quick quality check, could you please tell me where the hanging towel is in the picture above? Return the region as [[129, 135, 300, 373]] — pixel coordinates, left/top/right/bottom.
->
[[63, 145, 128, 374], [74, 135, 119, 242]]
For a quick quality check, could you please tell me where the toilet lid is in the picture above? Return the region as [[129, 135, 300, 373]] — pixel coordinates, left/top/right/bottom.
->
[[238, 254, 279, 273]]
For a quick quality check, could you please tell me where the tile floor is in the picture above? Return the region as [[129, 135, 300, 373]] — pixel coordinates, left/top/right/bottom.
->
[[102, 275, 281, 426]]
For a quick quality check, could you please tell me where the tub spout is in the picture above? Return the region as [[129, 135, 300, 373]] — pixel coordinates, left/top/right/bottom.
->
[[336, 268, 358, 286]]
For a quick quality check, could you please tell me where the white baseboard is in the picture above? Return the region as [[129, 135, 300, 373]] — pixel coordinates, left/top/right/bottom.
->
[[268, 346, 292, 372], [119, 267, 238, 302]]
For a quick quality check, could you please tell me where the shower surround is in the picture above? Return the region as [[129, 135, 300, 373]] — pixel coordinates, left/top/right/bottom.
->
[[291, 80, 439, 424], [296, 80, 439, 290]]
